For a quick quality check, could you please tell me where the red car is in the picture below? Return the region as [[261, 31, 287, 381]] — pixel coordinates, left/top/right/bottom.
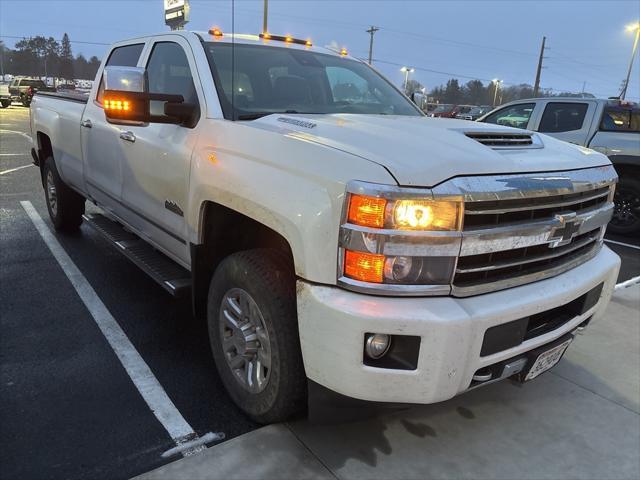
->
[[430, 104, 474, 118]]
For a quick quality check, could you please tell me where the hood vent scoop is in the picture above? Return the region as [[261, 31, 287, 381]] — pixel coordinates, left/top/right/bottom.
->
[[464, 131, 541, 149]]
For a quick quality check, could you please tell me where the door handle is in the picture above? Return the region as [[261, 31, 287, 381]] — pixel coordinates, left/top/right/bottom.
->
[[119, 131, 136, 143], [81, 119, 92, 128]]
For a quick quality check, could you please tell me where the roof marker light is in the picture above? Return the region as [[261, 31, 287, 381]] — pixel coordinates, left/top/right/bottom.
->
[[259, 33, 310, 46], [340, 47, 348, 56]]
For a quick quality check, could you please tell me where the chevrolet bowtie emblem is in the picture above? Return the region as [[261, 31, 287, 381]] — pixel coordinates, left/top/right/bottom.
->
[[548, 212, 582, 248]]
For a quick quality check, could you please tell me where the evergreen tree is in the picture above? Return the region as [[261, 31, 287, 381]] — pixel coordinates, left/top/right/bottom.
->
[[60, 33, 74, 80]]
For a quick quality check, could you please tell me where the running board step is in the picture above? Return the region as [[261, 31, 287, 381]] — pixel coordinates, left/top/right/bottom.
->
[[82, 213, 191, 297]]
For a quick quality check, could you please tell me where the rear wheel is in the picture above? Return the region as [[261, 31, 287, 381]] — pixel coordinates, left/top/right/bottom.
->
[[43, 157, 85, 232], [207, 249, 306, 423], [0, 100, 10, 108], [609, 177, 640, 235]]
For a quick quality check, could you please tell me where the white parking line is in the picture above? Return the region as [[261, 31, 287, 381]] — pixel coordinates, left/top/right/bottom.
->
[[20, 201, 223, 457], [0, 153, 30, 156], [615, 275, 640, 291], [0, 164, 34, 175], [0, 129, 32, 141], [604, 239, 640, 251]]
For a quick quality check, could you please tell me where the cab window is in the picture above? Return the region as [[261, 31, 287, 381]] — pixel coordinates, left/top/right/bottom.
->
[[600, 107, 640, 132], [539, 102, 588, 133], [146, 42, 199, 120], [482, 103, 535, 129], [96, 43, 144, 104]]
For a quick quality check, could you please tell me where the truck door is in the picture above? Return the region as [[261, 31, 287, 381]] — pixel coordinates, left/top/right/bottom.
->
[[118, 38, 204, 265], [81, 43, 145, 212], [534, 101, 595, 146]]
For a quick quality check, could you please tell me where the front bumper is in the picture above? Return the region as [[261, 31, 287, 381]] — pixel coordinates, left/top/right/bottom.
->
[[297, 246, 620, 404]]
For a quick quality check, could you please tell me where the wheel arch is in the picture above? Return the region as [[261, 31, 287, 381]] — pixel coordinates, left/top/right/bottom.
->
[[191, 201, 296, 319]]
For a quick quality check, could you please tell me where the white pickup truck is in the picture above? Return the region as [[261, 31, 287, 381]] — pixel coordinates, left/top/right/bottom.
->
[[30, 30, 620, 423]]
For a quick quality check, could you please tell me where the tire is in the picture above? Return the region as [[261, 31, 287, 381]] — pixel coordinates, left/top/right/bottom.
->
[[207, 249, 306, 423], [42, 157, 85, 232], [0, 100, 9, 108], [609, 176, 640, 235]]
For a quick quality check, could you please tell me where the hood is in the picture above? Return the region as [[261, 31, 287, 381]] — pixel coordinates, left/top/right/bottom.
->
[[248, 114, 611, 187]]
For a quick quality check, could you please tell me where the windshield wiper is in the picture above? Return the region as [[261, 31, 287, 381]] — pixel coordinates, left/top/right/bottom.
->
[[236, 110, 322, 121], [236, 112, 273, 120]]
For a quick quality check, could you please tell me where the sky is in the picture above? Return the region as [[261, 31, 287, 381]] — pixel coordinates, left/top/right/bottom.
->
[[0, 0, 638, 100]]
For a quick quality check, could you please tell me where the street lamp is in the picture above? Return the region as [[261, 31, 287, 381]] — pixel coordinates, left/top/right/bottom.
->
[[492, 79, 503, 106], [621, 22, 640, 100], [400, 66, 414, 92]]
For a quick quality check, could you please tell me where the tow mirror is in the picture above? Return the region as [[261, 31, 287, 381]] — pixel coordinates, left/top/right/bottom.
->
[[103, 66, 191, 126], [103, 66, 149, 123]]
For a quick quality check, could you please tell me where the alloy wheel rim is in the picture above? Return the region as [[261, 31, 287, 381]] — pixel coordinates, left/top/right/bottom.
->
[[612, 189, 640, 227], [46, 170, 58, 217], [219, 288, 271, 393]]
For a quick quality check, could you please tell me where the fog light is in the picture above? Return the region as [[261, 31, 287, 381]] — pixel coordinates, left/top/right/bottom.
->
[[365, 333, 391, 359]]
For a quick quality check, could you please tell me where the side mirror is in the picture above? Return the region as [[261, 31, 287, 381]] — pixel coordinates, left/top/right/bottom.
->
[[103, 66, 188, 125], [103, 66, 149, 123]]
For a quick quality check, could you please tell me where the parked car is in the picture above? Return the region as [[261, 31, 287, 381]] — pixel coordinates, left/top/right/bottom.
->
[[430, 104, 474, 118], [0, 82, 11, 108], [479, 98, 640, 234], [9, 78, 55, 106], [30, 30, 620, 423], [457, 105, 492, 120]]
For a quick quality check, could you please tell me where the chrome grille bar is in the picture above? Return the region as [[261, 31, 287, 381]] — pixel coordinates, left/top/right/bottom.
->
[[464, 188, 610, 215], [455, 232, 600, 274]]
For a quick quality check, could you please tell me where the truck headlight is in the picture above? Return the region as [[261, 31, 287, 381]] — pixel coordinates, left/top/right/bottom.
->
[[339, 182, 464, 296], [347, 194, 462, 231]]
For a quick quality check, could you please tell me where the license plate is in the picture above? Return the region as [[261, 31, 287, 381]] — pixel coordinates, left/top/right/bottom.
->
[[524, 339, 572, 381]]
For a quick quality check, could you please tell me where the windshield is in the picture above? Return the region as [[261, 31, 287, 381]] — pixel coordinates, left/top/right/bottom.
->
[[203, 43, 421, 120], [469, 106, 489, 115], [433, 104, 454, 113]]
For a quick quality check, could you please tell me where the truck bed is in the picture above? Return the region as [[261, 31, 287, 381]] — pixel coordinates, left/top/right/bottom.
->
[[36, 91, 89, 103]]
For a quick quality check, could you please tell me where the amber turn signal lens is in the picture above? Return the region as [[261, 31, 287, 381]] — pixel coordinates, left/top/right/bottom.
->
[[104, 99, 131, 111], [344, 250, 385, 283], [348, 194, 387, 228]]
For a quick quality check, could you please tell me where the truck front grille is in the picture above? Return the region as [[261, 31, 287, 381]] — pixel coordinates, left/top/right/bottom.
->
[[429, 165, 618, 297]]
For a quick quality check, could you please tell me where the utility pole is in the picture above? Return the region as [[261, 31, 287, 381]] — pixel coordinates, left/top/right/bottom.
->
[[262, 0, 269, 34], [533, 36, 546, 97], [621, 23, 640, 100], [366, 26, 379, 65]]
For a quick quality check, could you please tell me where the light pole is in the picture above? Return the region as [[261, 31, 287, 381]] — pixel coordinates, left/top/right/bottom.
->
[[621, 22, 640, 100], [401, 66, 414, 93], [492, 79, 502, 106]]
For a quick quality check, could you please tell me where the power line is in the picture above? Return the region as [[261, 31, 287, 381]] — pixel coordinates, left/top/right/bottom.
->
[[0, 35, 109, 46]]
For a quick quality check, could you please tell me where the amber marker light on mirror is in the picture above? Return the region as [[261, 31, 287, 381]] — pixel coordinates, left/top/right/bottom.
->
[[348, 194, 387, 228], [344, 251, 385, 283]]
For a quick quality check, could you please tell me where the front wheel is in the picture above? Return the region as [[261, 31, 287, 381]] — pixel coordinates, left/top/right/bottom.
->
[[207, 249, 306, 423], [0, 100, 10, 108], [609, 177, 640, 235], [43, 157, 85, 232]]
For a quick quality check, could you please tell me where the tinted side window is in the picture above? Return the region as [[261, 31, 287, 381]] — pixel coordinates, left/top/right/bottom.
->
[[600, 107, 640, 133], [96, 43, 144, 103], [539, 102, 588, 133], [482, 103, 535, 129], [146, 42, 199, 118]]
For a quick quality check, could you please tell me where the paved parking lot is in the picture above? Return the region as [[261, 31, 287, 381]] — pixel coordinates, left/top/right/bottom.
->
[[1, 103, 639, 479]]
